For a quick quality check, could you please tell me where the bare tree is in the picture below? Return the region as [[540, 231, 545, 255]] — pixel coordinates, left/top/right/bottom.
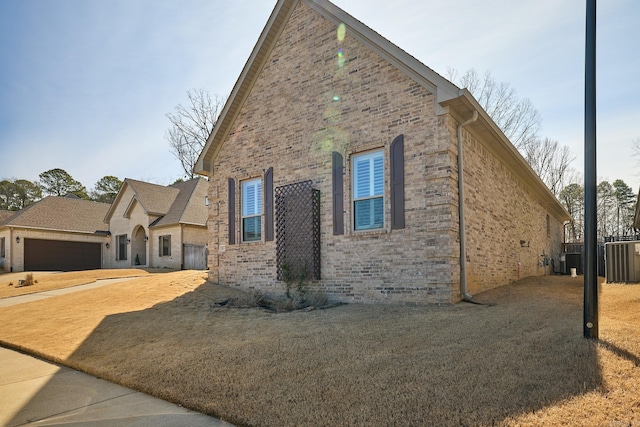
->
[[559, 182, 584, 242], [447, 68, 578, 197], [522, 138, 575, 196], [447, 68, 541, 150], [597, 180, 615, 240], [166, 89, 225, 179], [632, 138, 640, 176]]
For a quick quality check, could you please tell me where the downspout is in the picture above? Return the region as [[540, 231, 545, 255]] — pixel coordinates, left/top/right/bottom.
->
[[457, 110, 478, 301]]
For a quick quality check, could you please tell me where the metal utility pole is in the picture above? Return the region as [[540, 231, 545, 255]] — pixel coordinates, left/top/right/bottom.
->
[[584, 0, 598, 339]]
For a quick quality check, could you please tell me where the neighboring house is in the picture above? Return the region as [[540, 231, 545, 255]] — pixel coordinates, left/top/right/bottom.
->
[[0, 197, 111, 272], [0, 178, 209, 273], [103, 178, 209, 270], [194, 0, 571, 304]]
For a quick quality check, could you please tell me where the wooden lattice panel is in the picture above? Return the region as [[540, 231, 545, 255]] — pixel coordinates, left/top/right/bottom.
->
[[275, 180, 320, 281]]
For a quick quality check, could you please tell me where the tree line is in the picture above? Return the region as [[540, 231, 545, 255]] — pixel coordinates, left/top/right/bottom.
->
[[561, 179, 637, 242], [0, 169, 123, 211]]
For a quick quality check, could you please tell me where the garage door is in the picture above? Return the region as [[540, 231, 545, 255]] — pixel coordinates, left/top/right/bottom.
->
[[24, 238, 101, 271]]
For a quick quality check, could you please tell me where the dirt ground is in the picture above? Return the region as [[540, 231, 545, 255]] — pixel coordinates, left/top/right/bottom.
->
[[0, 271, 637, 426]]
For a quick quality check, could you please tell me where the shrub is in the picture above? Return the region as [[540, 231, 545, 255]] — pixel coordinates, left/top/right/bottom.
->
[[279, 263, 327, 310], [16, 273, 35, 288]]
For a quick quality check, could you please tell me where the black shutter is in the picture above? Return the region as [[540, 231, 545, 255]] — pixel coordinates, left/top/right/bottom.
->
[[390, 134, 405, 229], [332, 152, 344, 235], [228, 178, 236, 245], [264, 167, 274, 241]]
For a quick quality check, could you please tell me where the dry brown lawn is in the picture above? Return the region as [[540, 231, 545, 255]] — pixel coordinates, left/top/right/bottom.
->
[[0, 271, 638, 426], [0, 269, 153, 298]]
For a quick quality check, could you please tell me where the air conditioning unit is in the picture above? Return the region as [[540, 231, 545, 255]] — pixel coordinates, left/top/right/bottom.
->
[[605, 241, 640, 283]]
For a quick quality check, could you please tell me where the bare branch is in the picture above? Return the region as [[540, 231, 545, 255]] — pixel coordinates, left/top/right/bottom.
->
[[522, 138, 576, 196], [165, 88, 225, 179], [449, 68, 541, 150]]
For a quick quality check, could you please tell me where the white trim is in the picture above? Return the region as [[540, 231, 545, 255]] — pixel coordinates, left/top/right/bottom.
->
[[241, 178, 263, 242], [352, 150, 384, 231]]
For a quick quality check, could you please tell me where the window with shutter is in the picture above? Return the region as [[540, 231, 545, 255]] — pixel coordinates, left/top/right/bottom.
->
[[352, 151, 384, 230], [242, 178, 263, 242]]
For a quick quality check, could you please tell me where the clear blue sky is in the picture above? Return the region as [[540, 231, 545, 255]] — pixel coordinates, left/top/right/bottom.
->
[[1, 0, 638, 192]]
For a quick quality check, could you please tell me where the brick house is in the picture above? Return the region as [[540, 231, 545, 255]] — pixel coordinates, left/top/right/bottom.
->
[[194, 0, 570, 304]]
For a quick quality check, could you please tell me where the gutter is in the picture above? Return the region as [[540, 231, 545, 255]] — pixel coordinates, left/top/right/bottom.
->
[[457, 110, 478, 301]]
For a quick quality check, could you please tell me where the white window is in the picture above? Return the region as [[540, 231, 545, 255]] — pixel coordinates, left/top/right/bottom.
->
[[242, 178, 262, 242], [0, 237, 5, 258], [353, 150, 384, 230]]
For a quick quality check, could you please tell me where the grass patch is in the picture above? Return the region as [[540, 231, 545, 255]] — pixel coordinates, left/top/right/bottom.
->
[[0, 273, 638, 426]]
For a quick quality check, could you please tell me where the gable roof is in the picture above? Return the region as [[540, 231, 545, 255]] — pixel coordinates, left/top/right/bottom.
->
[[194, 0, 462, 177], [104, 179, 180, 222], [0, 197, 110, 234], [105, 177, 208, 228], [150, 178, 208, 228], [194, 0, 569, 222], [125, 179, 180, 216]]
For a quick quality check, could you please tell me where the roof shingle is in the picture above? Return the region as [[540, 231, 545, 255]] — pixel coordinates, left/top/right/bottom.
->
[[151, 178, 208, 228], [0, 210, 16, 225], [1, 197, 110, 233], [125, 179, 180, 215]]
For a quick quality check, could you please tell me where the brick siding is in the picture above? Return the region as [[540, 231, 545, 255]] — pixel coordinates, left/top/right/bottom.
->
[[205, 1, 564, 304]]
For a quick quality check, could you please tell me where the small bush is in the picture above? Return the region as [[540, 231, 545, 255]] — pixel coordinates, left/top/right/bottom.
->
[[15, 273, 35, 288], [217, 288, 331, 313], [280, 263, 322, 309], [214, 290, 276, 310], [25, 273, 35, 286]]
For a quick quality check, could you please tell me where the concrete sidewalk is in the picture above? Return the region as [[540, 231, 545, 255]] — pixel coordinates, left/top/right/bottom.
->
[[0, 347, 233, 426], [0, 277, 140, 308], [0, 279, 234, 426]]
